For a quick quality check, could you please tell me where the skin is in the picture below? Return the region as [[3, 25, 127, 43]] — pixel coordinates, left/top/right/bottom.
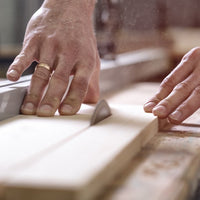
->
[[144, 47, 200, 124], [7, 0, 100, 117]]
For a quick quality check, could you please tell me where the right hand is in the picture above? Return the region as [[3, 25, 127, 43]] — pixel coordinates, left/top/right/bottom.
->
[[7, 0, 100, 117]]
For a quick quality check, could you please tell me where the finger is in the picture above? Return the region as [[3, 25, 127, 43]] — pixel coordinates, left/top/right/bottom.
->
[[144, 48, 200, 113], [36, 56, 73, 117], [59, 65, 93, 115], [21, 46, 55, 115], [83, 51, 100, 103], [7, 39, 38, 81], [152, 71, 200, 118], [168, 85, 200, 124], [21, 65, 52, 115]]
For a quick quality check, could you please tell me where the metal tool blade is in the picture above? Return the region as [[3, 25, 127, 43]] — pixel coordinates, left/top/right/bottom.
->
[[0, 79, 30, 121], [90, 99, 112, 126], [0, 75, 31, 88]]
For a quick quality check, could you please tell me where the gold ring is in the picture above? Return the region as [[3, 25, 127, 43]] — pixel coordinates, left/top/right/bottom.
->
[[36, 63, 51, 71]]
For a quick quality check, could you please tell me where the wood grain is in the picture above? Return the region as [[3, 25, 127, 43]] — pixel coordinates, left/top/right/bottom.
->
[[97, 83, 200, 200], [0, 104, 94, 197], [3, 105, 157, 200]]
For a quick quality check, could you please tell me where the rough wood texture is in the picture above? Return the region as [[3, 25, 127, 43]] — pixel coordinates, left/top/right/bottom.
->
[[97, 83, 200, 200]]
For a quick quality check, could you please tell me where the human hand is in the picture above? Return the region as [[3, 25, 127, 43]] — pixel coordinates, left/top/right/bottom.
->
[[144, 47, 200, 124], [6, 0, 100, 117]]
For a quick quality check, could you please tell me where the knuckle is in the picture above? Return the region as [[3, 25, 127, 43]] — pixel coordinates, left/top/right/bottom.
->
[[45, 34, 57, 45], [33, 67, 50, 81], [25, 93, 40, 102], [96, 54, 101, 68], [160, 76, 175, 89], [159, 98, 173, 109], [52, 71, 69, 84], [45, 96, 60, 105], [76, 76, 88, 89], [87, 55, 96, 70], [23, 35, 39, 48], [176, 104, 192, 119], [80, 53, 96, 72], [191, 47, 200, 56], [151, 96, 161, 104], [193, 85, 200, 95], [182, 47, 200, 62], [11, 53, 30, 72], [13, 53, 27, 64], [174, 81, 191, 92], [68, 40, 79, 52]]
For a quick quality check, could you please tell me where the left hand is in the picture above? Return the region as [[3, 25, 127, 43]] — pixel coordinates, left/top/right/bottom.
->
[[144, 47, 200, 124]]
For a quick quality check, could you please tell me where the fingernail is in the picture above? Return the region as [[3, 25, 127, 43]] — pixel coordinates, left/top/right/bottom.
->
[[60, 104, 73, 114], [21, 103, 35, 114], [152, 105, 167, 117], [169, 110, 182, 121], [144, 102, 156, 112], [8, 69, 18, 78], [38, 105, 53, 115]]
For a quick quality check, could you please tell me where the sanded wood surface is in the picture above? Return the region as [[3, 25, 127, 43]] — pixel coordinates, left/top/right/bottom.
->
[[0, 103, 157, 200], [0, 104, 93, 198]]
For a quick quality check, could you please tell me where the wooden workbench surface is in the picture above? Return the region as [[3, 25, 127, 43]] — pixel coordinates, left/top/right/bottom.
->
[[0, 81, 159, 200], [0, 81, 199, 200], [99, 83, 200, 200]]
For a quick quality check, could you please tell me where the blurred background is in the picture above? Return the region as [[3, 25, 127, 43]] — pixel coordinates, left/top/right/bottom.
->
[[1, 0, 200, 78]]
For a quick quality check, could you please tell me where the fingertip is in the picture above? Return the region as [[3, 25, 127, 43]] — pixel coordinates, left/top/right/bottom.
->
[[59, 104, 74, 115], [21, 102, 36, 115], [59, 104, 80, 115], [7, 69, 20, 81], [36, 104, 55, 117], [168, 117, 182, 125], [168, 110, 183, 124], [152, 105, 168, 118], [143, 102, 156, 113]]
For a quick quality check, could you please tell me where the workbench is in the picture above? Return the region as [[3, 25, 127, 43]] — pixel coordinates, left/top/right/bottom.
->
[[0, 81, 199, 200], [0, 47, 198, 199], [99, 83, 200, 200]]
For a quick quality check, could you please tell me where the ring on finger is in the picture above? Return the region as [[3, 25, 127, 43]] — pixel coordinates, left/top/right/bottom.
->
[[36, 63, 52, 72]]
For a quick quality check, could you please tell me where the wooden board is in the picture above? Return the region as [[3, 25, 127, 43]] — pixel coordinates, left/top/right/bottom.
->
[[0, 104, 93, 198], [1, 81, 200, 200], [0, 104, 157, 200], [99, 132, 200, 200], [95, 83, 200, 200]]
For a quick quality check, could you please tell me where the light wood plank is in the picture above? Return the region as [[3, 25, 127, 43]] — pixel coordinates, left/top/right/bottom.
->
[[4, 105, 157, 200], [0, 104, 94, 197]]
